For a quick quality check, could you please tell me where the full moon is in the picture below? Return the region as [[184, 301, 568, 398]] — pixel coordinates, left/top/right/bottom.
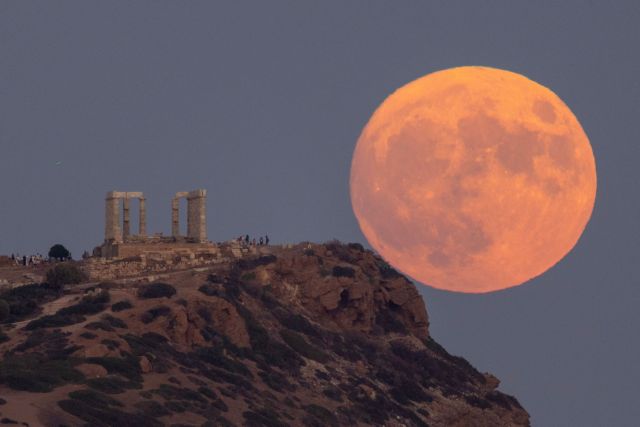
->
[[350, 66, 597, 293]]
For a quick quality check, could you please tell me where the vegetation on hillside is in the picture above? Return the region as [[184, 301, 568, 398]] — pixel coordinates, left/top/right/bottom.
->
[[0, 242, 527, 426], [45, 263, 87, 289], [48, 244, 71, 261]]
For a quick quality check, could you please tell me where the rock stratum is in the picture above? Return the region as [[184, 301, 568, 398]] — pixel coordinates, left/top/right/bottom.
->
[[0, 242, 529, 426]]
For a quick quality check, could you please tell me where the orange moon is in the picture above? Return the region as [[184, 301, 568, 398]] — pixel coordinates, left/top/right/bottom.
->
[[350, 66, 597, 293]]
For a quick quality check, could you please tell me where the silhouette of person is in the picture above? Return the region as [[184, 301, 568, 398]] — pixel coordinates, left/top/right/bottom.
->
[[245, 235, 250, 244], [265, 235, 270, 245]]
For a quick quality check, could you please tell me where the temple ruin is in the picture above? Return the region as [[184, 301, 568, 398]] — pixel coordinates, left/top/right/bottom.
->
[[171, 190, 207, 243], [95, 189, 214, 259], [85, 188, 275, 280], [104, 191, 147, 243]]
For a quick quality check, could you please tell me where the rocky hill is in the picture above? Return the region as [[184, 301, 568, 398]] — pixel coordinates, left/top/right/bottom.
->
[[0, 242, 529, 426]]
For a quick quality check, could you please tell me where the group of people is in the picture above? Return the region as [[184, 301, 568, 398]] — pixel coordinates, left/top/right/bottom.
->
[[236, 234, 270, 246], [10, 253, 46, 267]]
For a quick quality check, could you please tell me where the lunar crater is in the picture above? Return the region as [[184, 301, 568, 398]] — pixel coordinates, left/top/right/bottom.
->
[[533, 99, 557, 123]]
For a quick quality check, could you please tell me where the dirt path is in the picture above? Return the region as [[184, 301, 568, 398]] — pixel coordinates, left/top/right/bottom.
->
[[11, 294, 80, 329]]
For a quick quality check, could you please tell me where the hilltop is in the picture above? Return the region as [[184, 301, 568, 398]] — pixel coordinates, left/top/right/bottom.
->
[[0, 242, 529, 426]]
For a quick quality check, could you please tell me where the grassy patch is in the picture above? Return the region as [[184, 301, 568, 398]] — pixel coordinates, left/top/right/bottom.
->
[[58, 398, 162, 426], [325, 241, 356, 263], [376, 259, 402, 279], [198, 283, 218, 297], [241, 272, 257, 282], [58, 291, 110, 316], [280, 329, 329, 363], [390, 338, 485, 394], [25, 291, 112, 330], [194, 347, 251, 377], [101, 314, 127, 329], [272, 310, 321, 339], [0, 283, 60, 322], [141, 306, 171, 324], [85, 320, 114, 332], [234, 304, 304, 373], [197, 386, 217, 400], [123, 332, 169, 354], [133, 400, 171, 417], [111, 300, 133, 312], [201, 417, 235, 427], [332, 266, 355, 278], [79, 331, 97, 339], [322, 386, 343, 402], [152, 384, 207, 403], [25, 313, 85, 330], [84, 355, 142, 382], [222, 281, 243, 301], [120, 333, 180, 374], [303, 404, 338, 427], [203, 367, 254, 392], [236, 255, 277, 271], [465, 395, 492, 409], [137, 283, 176, 299], [347, 242, 364, 252], [14, 329, 69, 353], [86, 376, 140, 394], [0, 354, 84, 392], [243, 407, 288, 427], [375, 308, 408, 334], [197, 306, 212, 322], [68, 389, 124, 407], [207, 274, 224, 283], [389, 379, 432, 405], [45, 263, 88, 288], [259, 369, 295, 393], [485, 391, 522, 410]]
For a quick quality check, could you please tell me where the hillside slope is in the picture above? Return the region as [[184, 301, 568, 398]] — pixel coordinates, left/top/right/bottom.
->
[[0, 242, 529, 426]]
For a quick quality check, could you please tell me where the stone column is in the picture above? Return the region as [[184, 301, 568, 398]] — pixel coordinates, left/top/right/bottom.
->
[[187, 198, 193, 240], [122, 197, 131, 239], [171, 197, 180, 238], [187, 189, 207, 243], [105, 192, 122, 243], [139, 197, 147, 237], [197, 192, 207, 242]]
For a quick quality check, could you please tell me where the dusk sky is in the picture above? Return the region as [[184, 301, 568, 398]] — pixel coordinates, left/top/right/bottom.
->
[[1, 2, 639, 425]]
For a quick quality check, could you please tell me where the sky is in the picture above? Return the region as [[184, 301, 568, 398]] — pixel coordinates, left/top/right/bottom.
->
[[1, 2, 639, 425]]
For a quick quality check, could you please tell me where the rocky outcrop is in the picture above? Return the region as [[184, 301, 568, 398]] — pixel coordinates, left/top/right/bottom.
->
[[190, 297, 251, 348], [257, 243, 429, 341], [0, 242, 529, 427], [75, 363, 108, 378]]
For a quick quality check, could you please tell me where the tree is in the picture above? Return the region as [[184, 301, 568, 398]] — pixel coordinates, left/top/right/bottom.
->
[[45, 264, 87, 289], [48, 244, 71, 261]]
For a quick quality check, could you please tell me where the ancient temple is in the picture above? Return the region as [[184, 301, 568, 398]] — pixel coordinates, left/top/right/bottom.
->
[[95, 189, 214, 258]]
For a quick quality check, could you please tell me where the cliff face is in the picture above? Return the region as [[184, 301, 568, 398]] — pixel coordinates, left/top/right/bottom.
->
[[0, 242, 529, 426]]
